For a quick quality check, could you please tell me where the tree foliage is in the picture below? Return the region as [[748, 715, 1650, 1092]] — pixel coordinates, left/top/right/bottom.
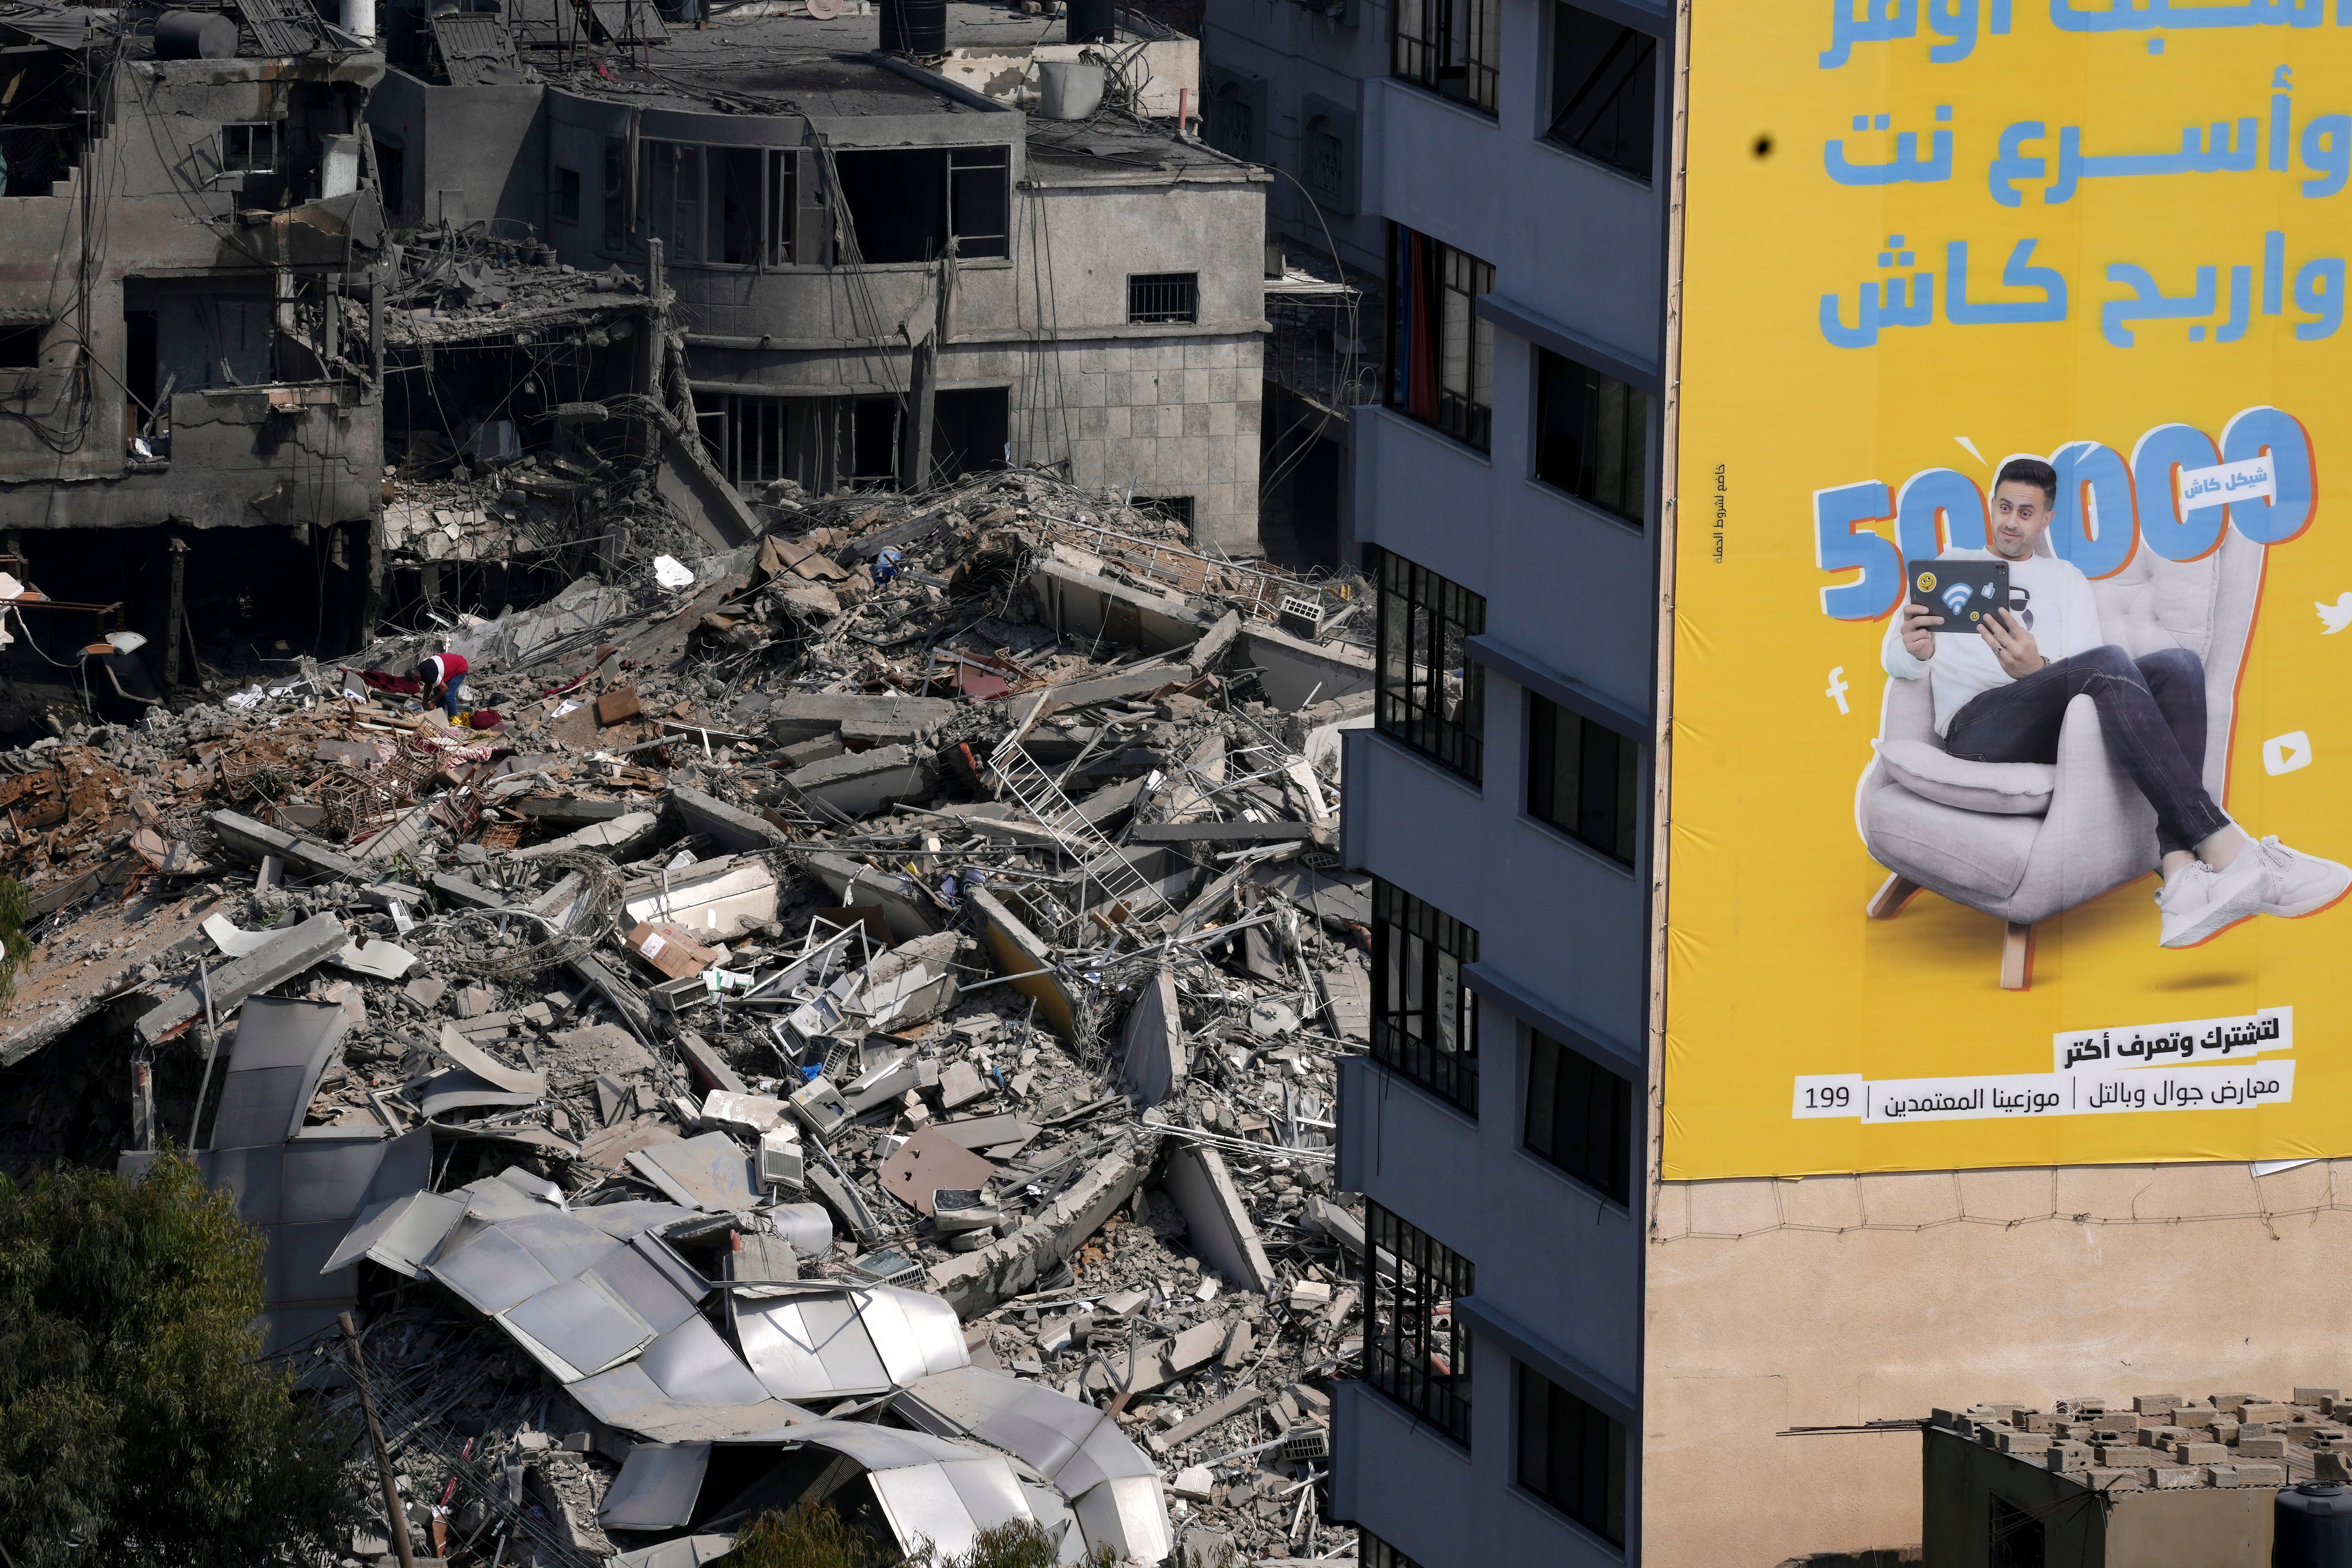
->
[[0, 1152, 360, 1566], [726, 1503, 1114, 1568]]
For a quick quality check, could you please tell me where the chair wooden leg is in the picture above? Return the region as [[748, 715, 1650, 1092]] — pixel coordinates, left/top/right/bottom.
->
[[2001, 922, 2033, 990], [1866, 874, 1921, 920]]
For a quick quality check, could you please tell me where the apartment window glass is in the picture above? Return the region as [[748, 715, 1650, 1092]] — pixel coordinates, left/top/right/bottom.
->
[[1387, 224, 1493, 452], [1535, 346, 1649, 523], [1527, 693, 1639, 864], [555, 166, 581, 223], [1392, 0, 1498, 114], [1525, 1032, 1632, 1202], [1128, 272, 1199, 325], [1360, 1532, 1427, 1568], [1365, 1203, 1473, 1445], [1375, 547, 1485, 782], [1548, 4, 1657, 181], [1372, 878, 1479, 1112], [1517, 1365, 1626, 1546]]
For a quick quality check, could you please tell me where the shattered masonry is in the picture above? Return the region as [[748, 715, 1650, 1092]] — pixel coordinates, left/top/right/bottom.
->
[[0, 467, 1379, 1568]]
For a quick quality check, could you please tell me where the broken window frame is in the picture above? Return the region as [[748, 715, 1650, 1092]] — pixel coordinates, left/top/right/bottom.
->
[[1526, 692, 1639, 866], [1547, 3, 1658, 183], [1533, 345, 1650, 526], [1359, 1533, 1429, 1568], [1516, 1362, 1627, 1546], [1391, 0, 1500, 115], [1370, 876, 1479, 1113], [833, 145, 1012, 265], [1126, 272, 1200, 326], [1364, 1202, 1473, 1446], [636, 140, 797, 269], [948, 145, 1010, 260], [1373, 546, 1485, 784], [1990, 1496, 2045, 1568], [1385, 224, 1494, 453], [1523, 1029, 1632, 1204], [218, 121, 279, 177]]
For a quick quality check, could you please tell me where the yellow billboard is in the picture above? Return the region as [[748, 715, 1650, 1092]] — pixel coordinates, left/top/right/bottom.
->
[[1666, 0, 2352, 1178]]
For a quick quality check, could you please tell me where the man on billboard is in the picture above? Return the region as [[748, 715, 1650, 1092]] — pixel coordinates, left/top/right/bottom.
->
[[1883, 457, 2348, 948]]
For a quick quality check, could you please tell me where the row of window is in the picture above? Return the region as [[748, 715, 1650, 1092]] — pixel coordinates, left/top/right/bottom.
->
[[1384, 219, 1652, 519], [1372, 545, 1643, 863], [1390, 0, 1657, 188], [1370, 876, 1632, 1199], [1362, 1206, 1629, 1546]]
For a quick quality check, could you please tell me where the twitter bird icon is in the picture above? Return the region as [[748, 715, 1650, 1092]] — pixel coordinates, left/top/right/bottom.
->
[[2321, 594, 2352, 635]]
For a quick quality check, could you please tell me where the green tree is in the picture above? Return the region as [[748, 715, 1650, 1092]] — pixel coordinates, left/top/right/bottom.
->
[[0, 1152, 360, 1566]]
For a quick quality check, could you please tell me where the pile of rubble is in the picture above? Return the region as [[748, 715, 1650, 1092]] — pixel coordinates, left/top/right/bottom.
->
[[0, 466, 1382, 1568]]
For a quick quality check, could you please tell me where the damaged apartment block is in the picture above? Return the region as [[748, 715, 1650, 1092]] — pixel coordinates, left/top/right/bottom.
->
[[369, 0, 1272, 556], [0, 0, 389, 699]]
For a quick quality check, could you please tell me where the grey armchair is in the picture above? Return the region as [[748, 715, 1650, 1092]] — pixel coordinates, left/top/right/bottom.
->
[[1854, 527, 2265, 987]]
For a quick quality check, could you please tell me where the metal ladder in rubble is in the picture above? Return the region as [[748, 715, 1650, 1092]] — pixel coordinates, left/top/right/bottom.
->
[[988, 736, 1166, 915]]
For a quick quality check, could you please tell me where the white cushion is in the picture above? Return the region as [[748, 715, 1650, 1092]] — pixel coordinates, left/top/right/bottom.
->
[[1875, 739, 2055, 816]]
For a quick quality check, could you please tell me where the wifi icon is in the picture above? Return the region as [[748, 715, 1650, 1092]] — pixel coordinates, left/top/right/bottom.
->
[[1940, 583, 1975, 616]]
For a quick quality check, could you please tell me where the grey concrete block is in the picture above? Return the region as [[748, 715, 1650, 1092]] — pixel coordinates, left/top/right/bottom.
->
[[667, 786, 789, 853]]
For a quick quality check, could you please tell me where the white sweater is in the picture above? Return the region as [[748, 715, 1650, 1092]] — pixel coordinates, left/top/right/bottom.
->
[[1881, 549, 2108, 735]]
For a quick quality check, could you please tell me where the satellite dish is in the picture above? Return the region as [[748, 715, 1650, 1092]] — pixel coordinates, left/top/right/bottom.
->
[[808, 0, 842, 19]]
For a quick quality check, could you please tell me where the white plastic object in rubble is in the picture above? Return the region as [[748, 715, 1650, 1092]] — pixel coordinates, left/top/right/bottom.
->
[[1038, 60, 1104, 120], [654, 556, 696, 589]]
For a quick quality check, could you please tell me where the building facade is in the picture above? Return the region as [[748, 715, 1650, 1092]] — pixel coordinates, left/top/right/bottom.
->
[[1317, 0, 1665, 1560], [370, 5, 1273, 554]]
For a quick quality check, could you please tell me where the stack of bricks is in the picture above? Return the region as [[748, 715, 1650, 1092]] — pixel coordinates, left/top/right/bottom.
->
[[1928, 1388, 2352, 1492]]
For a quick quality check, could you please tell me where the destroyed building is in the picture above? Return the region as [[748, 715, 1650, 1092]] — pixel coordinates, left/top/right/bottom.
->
[[366, 0, 1275, 557], [0, 462, 1383, 1567], [0, 0, 391, 663]]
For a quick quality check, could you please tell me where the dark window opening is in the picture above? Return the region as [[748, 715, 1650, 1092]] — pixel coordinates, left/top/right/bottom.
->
[[1208, 79, 1256, 159], [1360, 1534, 1427, 1568], [1372, 876, 1479, 1112], [1549, 5, 1657, 180], [847, 397, 901, 483], [1535, 346, 1649, 523], [1989, 1497, 2045, 1568], [949, 146, 1009, 259], [554, 165, 581, 223], [1387, 223, 1493, 451], [1366, 1202, 1473, 1444], [1305, 115, 1345, 199], [1528, 692, 1639, 864], [0, 326, 40, 371], [1393, 0, 1499, 113], [1374, 545, 1486, 782], [930, 387, 1010, 485], [1517, 1365, 1627, 1546], [221, 122, 278, 174], [1131, 495, 1193, 528], [374, 136, 405, 216], [834, 146, 1009, 265], [1525, 1031, 1632, 1202], [636, 141, 793, 266], [1128, 272, 1200, 325]]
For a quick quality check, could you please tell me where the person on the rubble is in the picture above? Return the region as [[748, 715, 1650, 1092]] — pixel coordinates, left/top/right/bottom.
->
[[416, 650, 469, 718]]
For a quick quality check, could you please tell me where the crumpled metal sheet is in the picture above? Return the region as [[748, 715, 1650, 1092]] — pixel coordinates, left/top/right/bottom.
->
[[598, 1441, 712, 1531], [628, 1131, 760, 1211]]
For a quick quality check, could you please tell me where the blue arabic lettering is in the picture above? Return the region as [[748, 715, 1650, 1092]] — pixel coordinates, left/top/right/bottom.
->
[[2303, 112, 2350, 197], [1826, 109, 1955, 185], [2102, 263, 2219, 347], [2295, 256, 2344, 338], [2050, 0, 2333, 32], [1822, 0, 1918, 66], [1945, 238, 2068, 323]]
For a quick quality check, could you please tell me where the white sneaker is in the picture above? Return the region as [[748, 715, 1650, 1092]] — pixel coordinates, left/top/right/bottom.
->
[[2252, 835, 2352, 917], [2157, 852, 2265, 947]]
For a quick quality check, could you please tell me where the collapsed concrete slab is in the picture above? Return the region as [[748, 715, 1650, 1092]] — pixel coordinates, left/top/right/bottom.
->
[[667, 786, 790, 853], [1032, 555, 1209, 653], [968, 887, 1078, 1040], [1120, 966, 1184, 1108], [784, 744, 927, 820], [137, 911, 350, 1044], [926, 1136, 1155, 1320], [804, 852, 944, 941], [1238, 619, 1376, 712], [765, 691, 957, 747], [1160, 1142, 1277, 1296]]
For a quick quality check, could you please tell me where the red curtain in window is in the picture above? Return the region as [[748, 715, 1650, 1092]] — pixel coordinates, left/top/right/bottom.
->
[[1407, 230, 1438, 422]]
